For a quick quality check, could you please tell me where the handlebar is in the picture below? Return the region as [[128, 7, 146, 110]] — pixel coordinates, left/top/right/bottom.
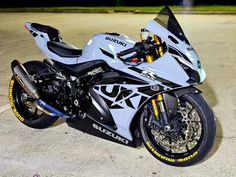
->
[[117, 48, 135, 57], [117, 41, 157, 62]]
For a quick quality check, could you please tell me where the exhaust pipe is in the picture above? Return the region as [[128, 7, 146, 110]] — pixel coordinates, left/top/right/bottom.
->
[[36, 99, 66, 117], [11, 60, 67, 118]]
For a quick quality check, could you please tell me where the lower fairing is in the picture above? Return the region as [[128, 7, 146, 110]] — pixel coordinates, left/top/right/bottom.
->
[[90, 84, 156, 140], [66, 114, 142, 147]]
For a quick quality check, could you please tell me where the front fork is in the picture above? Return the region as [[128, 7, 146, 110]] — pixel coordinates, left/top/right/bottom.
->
[[151, 94, 171, 131]]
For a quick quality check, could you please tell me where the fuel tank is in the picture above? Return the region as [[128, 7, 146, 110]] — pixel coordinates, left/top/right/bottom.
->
[[80, 33, 136, 62]]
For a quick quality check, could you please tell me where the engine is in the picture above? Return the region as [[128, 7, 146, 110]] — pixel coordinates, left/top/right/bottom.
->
[[40, 75, 91, 118]]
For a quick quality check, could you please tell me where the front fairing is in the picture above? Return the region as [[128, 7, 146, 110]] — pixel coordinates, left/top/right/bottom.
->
[[145, 7, 206, 83], [129, 52, 190, 87]]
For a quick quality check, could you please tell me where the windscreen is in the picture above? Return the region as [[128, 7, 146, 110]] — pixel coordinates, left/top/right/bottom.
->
[[154, 6, 190, 45]]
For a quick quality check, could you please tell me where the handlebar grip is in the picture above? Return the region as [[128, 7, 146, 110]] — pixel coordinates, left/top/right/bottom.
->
[[117, 48, 135, 57]]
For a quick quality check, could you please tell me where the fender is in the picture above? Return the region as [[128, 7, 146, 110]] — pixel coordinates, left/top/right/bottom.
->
[[164, 86, 202, 117], [173, 86, 202, 97]]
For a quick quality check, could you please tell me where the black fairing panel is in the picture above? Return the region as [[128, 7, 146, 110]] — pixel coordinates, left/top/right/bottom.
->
[[31, 23, 60, 41], [32, 23, 59, 34], [187, 70, 200, 84], [55, 60, 107, 76], [88, 88, 116, 127], [96, 71, 148, 85]]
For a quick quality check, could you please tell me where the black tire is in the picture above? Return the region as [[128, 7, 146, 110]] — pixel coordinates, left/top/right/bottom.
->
[[140, 93, 216, 166], [9, 60, 59, 129]]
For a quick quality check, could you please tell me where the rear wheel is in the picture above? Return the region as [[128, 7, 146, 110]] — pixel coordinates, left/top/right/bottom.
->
[[139, 93, 216, 166], [9, 61, 59, 129]]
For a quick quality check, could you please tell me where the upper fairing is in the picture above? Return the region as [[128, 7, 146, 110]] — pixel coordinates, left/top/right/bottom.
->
[[146, 20, 206, 82]]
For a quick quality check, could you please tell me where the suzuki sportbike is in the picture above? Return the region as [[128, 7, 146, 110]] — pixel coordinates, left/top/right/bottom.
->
[[9, 7, 216, 166]]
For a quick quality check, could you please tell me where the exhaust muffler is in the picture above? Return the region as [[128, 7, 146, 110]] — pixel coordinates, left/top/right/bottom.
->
[[11, 60, 40, 99], [11, 60, 67, 118]]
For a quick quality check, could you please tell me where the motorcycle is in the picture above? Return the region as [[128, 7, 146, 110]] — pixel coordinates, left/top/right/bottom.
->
[[9, 6, 216, 166]]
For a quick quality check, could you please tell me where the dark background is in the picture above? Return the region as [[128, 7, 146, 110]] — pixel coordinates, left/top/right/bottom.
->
[[0, 0, 235, 7]]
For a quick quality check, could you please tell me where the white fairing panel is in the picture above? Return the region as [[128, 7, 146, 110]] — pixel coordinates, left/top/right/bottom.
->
[[79, 33, 136, 63]]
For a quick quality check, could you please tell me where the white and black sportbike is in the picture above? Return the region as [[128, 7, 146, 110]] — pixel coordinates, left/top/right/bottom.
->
[[9, 7, 216, 166]]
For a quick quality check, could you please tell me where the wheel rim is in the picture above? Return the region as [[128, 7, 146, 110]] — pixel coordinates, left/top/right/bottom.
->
[[143, 97, 204, 158], [14, 82, 43, 121]]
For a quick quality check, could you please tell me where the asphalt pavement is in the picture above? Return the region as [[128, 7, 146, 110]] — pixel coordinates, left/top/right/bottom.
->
[[0, 13, 236, 177]]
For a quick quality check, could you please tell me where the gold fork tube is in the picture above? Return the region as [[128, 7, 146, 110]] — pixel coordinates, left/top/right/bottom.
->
[[151, 99, 159, 117]]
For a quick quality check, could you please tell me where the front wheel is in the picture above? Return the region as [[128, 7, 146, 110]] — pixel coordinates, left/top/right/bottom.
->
[[140, 93, 216, 166]]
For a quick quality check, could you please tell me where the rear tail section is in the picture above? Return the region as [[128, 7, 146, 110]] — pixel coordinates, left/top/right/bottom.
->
[[24, 22, 62, 42], [24, 22, 80, 64], [24, 22, 67, 61]]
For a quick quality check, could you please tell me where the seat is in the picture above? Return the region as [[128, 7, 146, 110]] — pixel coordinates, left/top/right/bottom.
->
[[47, 41, 82, 58], [31, 23, 59, 34]]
